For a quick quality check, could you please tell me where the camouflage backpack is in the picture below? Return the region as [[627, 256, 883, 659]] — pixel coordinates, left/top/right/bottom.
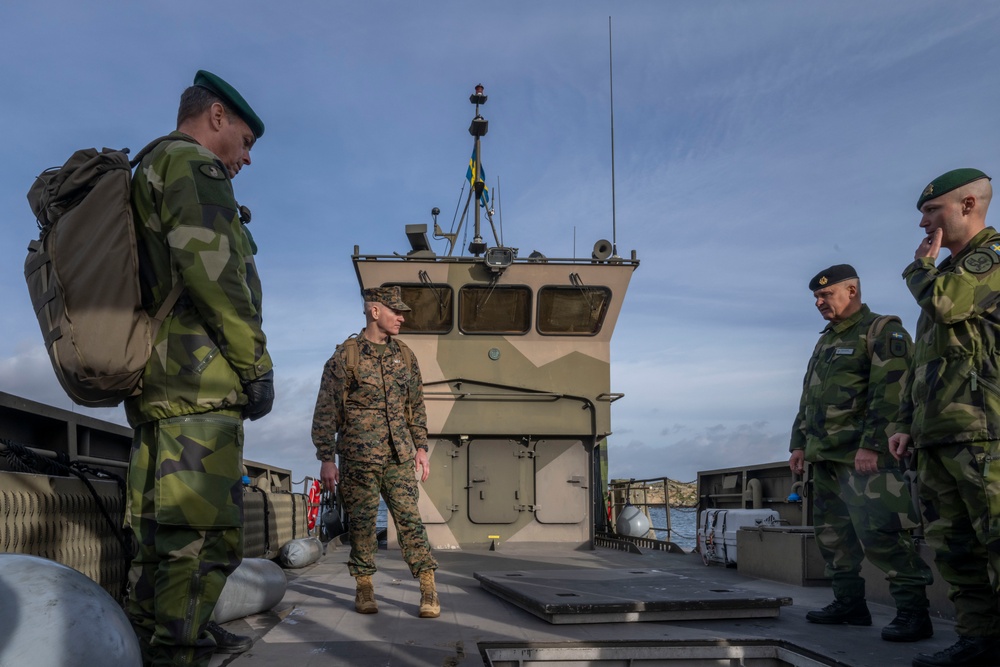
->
[[24, 136, 189, 407]]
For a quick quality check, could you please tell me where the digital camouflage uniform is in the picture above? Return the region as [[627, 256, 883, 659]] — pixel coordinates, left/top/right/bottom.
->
[[899, 225, 1000, 638], [126, 132, 272, 667], [312, 333, 437, 578], [790, 304, 932, 611]]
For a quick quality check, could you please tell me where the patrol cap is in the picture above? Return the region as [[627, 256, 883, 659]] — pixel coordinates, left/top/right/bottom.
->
[[362, 286, 411, 312], [809, 264, 858, 292], [917, 168, 990, 210], [193, 70, 265, 139]]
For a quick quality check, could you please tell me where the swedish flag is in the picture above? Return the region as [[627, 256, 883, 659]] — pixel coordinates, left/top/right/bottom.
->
[[466, 148, 490, 207]]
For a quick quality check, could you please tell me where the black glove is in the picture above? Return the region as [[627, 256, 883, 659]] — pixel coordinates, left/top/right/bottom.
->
[[242, 369, 274, 421]]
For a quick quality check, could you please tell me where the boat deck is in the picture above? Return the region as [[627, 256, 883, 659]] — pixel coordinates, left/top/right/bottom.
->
[[211, 541, 958, 667]]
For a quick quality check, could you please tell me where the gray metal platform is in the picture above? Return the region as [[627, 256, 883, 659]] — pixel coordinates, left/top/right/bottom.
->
[[210, 543, 959, 667], [474, 567, 792, 624]]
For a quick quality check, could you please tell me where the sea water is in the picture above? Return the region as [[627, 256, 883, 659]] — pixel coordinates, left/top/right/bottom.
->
[[649, 506, 697, 552], [378, 502, 699, 553]]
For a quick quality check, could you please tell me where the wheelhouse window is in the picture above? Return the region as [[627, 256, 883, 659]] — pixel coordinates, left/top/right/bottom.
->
[[459, 285, 531, 334], [536, 285, 611, 335], [393, 284, 453, 334]]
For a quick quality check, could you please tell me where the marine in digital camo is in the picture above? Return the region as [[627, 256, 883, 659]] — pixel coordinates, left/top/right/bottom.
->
[[312, 285, 440, 618]]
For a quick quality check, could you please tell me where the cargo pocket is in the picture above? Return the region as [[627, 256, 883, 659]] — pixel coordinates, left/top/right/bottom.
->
[[154, 415, 243, 529]]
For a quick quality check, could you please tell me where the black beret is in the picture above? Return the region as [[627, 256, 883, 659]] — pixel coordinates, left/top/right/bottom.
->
[[809, 264, 858, 292], [917, 168, 990, 210], [193, 70, 265, 139]]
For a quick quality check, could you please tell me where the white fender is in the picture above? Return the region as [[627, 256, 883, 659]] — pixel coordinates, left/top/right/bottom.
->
[[277, 537, 323, 569], [213, 557, 287, 624], [615, 504, 651, 537], [0, 554, 141, 667]]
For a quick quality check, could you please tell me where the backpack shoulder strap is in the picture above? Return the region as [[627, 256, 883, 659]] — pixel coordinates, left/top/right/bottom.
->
[[132, 135, 194, 329], [129, 134, 198, 169], [393, 338, 416, 423], [338, 336, 360, 419], [151, 283, 185, 326], [866, 314, 901, 358], [342, 336, 360, 376]]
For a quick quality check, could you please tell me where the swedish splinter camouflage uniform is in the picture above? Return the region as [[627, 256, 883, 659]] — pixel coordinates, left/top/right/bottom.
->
[[790, 304, 932, 610], [312, 333, 437, 578], [126, 131, 271, 665], [899, 225, 1000, 638]]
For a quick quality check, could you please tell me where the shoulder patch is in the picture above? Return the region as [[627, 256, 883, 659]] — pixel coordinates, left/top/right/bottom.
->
[[198, 163, 227, 180], [963, 248, 998, 274], [889, 333, 907, 358], [191, 160, 236, 211]]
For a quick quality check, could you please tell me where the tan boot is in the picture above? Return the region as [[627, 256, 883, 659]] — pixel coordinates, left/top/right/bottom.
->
[[355, 575, 378, 614], [418, 570, 440, 618]]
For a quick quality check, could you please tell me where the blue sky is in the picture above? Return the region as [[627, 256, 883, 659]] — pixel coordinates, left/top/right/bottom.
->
[[2, 1, 999, 487]]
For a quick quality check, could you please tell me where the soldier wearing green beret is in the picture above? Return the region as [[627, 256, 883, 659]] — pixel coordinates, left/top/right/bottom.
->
[[889, 169, 1000, 667], [789, 265, 933, 642], [311, 286, 441, 619], [126, 70, 272, 666]]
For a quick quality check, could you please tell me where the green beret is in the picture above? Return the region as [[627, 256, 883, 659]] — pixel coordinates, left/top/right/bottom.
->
[[809, 264, 858, 292], [362, 286, 411, 312], [193, 70, 265, 139], [917, 168, 990, 210]]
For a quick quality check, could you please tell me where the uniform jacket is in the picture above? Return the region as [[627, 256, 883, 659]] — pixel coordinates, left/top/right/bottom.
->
[[790, 304, 912, 464], [312, 334, 428, 465], [899, 226, 1000, 447], [126, 132, 272, 425]]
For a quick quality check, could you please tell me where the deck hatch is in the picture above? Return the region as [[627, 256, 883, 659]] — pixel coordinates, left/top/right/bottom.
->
[[474, 567, 791, 625], [479, 640, 847, 667]]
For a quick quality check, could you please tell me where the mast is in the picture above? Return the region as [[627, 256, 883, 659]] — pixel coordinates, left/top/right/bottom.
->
[[467, 84, 489, 256]]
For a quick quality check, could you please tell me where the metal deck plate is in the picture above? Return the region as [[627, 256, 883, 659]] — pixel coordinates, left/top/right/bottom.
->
[[480, 640, 845, 667], [474, 567, 792, 624]]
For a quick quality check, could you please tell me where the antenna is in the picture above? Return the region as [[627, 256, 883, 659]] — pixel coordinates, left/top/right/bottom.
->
[[608, 16, 620, 259], [496, 175, 503, 247], [431, 207, 458, 255]]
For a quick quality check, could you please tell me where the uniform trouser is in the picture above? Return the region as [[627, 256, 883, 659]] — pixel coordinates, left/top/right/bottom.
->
[[812, 460, 932, 610], [340, 457, 438, 578], [917, 442, 1000, 637], [126, 415, 245, 667]]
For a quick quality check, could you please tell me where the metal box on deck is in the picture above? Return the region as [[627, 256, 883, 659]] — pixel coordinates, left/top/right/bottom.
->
[[736, 525, 830, 586]]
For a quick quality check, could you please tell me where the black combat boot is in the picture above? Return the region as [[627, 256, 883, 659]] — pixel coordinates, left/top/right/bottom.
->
[[206, 621, 253, 654], [882, 609, 934, 642], [805, 598, 872, 625], [912, 636, 1000, 667]]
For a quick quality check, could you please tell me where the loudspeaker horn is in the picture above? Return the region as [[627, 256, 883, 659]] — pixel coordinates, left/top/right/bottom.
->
[[592, 239, 612, 260]]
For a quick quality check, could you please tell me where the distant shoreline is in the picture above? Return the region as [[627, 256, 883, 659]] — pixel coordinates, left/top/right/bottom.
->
[[610, 478, 698, 508]]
